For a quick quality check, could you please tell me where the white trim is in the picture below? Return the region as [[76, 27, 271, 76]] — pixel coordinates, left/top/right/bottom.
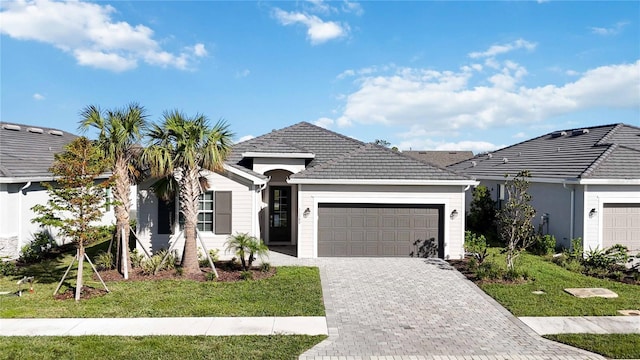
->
[[241, 152, 315, 159], [311, 196, 451, 259], [0, 174, 111, 184], [223, 164, 267, 185], [596, 196, 640, 251], [578, 179, 640, 185], [289, 178, 478, 186]]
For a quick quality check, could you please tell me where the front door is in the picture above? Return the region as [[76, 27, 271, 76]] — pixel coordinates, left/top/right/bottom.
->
[[269, 186, 291, 243]]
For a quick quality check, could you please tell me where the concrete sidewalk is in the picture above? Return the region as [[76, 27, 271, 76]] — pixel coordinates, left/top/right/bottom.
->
[[0, 316, 327, 336], [519, 316, 640, 335]]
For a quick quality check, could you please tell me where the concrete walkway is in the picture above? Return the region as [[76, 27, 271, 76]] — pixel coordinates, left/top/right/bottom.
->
[[0, 316, 327, 336], [520, 316, 640, 335]]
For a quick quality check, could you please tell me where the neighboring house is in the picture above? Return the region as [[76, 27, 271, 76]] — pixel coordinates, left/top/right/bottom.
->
[[137, 122, 478, 259], [0, 122, 122, 259], [449, 123, 640, 253], [404, 150, 474, 168]]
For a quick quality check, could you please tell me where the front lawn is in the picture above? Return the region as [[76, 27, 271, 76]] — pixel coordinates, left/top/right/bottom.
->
[[544, 334, 640, 359], [0, 335, 326, 360], [471, 252, 640, 316]]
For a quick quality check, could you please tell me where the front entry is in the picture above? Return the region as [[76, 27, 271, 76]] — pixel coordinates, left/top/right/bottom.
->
[[269, 186, 291, 243]]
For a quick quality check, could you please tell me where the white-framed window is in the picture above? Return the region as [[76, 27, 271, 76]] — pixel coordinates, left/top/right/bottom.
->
[[197, 191, 214, 232]]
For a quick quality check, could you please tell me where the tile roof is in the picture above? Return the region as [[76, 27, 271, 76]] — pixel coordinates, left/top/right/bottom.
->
[[229, 122, 470, 181], [289, 143, 470, 180], [0, 122, 77, 179], [448, 123, 640, 180], [403, 150, 474, 167]]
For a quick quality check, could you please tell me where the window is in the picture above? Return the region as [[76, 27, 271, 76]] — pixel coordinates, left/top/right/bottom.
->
[[198, 192, 214, 232], [156, 191, 232, 234]]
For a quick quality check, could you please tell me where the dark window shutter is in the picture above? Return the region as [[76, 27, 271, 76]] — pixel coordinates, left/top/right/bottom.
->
[[158, 198, 175, 235], [215, 191, 232, 234]]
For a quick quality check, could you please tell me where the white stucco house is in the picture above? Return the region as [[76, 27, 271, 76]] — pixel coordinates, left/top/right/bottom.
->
[[449, 123, 640, 253], [0, 122, 122, 259], [137, 122, 478, 259]]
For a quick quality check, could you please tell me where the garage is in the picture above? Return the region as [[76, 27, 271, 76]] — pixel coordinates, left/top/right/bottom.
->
[[603, 203, 640, 252], [317, 203, 444, 257]]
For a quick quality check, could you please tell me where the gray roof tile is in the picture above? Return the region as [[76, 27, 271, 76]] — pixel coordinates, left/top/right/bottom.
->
[[403, 150, 474, 167], [448, 123, 640, 180], [0, 122, 77, 178]]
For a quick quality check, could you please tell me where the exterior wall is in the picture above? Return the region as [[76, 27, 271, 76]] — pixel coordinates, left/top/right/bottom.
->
[[582, 184, 640, 252], [0, 181, 117, 259], [136, 170, 258, 260], [296, 184, 467, 259], [253, 158, 306, 175], [473, 180, 575, 249]]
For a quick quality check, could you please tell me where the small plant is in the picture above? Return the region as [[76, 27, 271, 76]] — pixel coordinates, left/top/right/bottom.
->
[[130, 249, 144, 268], [225, 233, 269, 271], [259, 262, 271, 272], [94, 251, 114, 271], [529, 234, 556, 256], [464, 231, 489, 264], [199, 249, 220, 267], [174, 267, 184, 277], [0, 258, 17, 276], [240, 270, 253, 280], [475, 260, 504, 281], [141, 249, 176, 275], [567, 237, 584, 260], [205, 271, 217, 281]]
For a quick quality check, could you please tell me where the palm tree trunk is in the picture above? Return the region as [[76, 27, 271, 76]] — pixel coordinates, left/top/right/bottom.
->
[[180, 167, 201, 275], [113, 158, 131, 278]]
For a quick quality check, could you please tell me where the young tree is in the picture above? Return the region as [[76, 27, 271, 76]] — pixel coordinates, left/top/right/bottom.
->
[[497, 170, 536, 271], [31, 137, 110, 301], [79, 103, 148, 279], [144, 111, 233, 275]]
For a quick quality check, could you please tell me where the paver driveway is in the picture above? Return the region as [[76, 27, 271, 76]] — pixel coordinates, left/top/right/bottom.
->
[[269, 254, 603, 360]]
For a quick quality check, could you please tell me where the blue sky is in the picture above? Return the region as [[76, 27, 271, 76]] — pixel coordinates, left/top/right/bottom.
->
[[1, 0, 639, 153]]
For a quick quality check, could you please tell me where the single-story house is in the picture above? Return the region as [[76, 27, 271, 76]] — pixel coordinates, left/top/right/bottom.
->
[[403, 150, 474, 168], [137, 122, 478, 259], [0, 122, 120, 259], [448, 123, 640, 253]]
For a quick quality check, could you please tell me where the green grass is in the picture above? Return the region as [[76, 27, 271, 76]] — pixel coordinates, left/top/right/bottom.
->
[[544, 334, 640, 359], [1, 241, 324, 318], [476, 251, 640, 316], [0, 335, 326, 360]]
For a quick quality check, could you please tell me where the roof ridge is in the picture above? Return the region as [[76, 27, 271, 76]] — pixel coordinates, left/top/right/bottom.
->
[[595, 123, 625, 146], [581, 143, 618, 178], [0, 121, 69, 134], [234, 122, 306, 147], [300, 121, 366, 147]]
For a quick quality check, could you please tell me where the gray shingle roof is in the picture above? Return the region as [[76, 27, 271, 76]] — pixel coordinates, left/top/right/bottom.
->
[[230, 122, 470, 182], [290, 143, 470, 180], [403, 150, 474, 168], [448, 123, 640, 180], [0, 122, 77, 179]]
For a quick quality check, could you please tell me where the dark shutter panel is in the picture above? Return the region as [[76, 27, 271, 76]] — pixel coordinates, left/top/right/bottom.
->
[[215, 191, 232, 234], [157, 198, 175, 235]]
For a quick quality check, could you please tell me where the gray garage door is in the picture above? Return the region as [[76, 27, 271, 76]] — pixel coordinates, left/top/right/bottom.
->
[[317, 203, 444, 257], [603, 203, 640, 252]]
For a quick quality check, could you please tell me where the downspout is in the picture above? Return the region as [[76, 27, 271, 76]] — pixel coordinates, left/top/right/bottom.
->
[[18, 181, 32, 254], [563, 181, 575, 241]]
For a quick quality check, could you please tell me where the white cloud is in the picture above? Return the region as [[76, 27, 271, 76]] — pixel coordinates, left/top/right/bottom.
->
[[591, 21, 629, 36], [333, 60, 640, 135], [468, 39, 537, 59], [513, 132, 526, 139], [565, 69, 580, 76], [398, 138, 502, 153], [314, 117, 334, 128], [0, 0, 207, 72], [273, 8, 348, 44], [235, 69, 250, 78], [342, 1, 363, 16], [33, 93, 45, 100], [237, 135, 255, 143]]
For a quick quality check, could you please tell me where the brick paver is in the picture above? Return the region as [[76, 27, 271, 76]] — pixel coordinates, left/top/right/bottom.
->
[[267, 254, 603, 360]]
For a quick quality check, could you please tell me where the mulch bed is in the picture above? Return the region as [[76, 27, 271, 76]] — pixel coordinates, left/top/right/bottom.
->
[[95, 262, 276, 283], [54, 286, 108, 300]]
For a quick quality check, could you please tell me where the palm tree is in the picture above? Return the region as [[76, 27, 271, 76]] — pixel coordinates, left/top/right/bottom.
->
[[144, 110, 233, 275], [79, 103, 148, 279]]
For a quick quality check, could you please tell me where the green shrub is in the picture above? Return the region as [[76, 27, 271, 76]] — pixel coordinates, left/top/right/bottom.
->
[[464, 231, 489, 264], [0, 258, 17, 276], [240, 271, 253, 280], [130, 249, 144, 268], [94, 251, 114, 271], [199, 249, 220, 267], [19, 231, 54, 263], [475, 261, 504, 281], [567, 237, 584, 260], [260, 262, 271, 272], [529, 234, 556, 255], [225, 233, 269, 271], [205, 271, 217, 281], [141, 249, 176, 275]]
